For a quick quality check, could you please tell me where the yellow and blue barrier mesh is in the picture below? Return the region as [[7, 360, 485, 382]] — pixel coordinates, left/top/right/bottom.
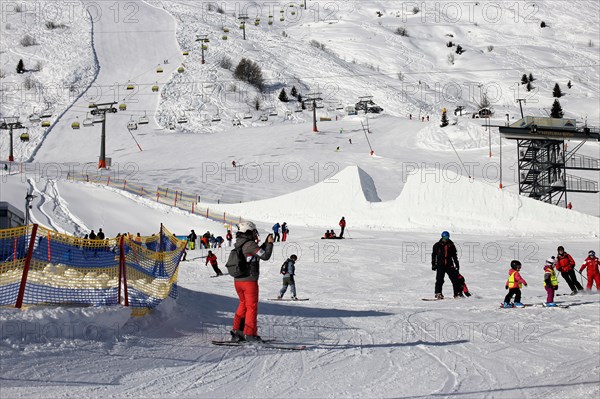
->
[[0, 224, 185, 311]]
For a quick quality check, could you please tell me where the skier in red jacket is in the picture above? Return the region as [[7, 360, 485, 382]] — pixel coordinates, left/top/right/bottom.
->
[[579, 250, 600, 290], [338, 217, 346, 238], [556, 246, 584, 294], [205, 250, 224, 276]]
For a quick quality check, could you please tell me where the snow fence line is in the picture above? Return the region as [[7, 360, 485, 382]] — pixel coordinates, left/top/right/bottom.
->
[[0, 224, 185, 316], [63, 171, 246, 227]]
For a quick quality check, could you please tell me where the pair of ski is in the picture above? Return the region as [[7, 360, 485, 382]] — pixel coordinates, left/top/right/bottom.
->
[[267, 298, 309, 301], [499, 303, 570, 309], [211, 339, 306, 351]]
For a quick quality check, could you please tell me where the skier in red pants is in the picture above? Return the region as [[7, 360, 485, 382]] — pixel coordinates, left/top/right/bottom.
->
[[579, 250, 600, 290], [231, 221, 273, 342]]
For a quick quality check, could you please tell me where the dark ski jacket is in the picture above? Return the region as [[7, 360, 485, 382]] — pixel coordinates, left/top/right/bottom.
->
[[432, 239, 459, 270], [234, 232, 273, 282]]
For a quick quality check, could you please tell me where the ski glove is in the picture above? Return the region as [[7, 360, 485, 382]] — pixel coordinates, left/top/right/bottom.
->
[[553, 285, 558, 290], [432, 264, 437, 271], [505, 285, 508, 290]]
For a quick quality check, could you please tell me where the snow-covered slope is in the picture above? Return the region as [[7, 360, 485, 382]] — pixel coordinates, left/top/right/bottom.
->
[[0, 2, 599, 398]]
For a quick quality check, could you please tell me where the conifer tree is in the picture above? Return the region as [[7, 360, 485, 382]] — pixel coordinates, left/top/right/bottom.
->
[[278, 88, 289, 102], [550, 99, 564, 118], [552, 83, 562, 98]]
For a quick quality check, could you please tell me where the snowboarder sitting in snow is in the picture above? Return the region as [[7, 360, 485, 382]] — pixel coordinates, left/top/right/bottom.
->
[[431, 231, 462, 299], [278, 254, 298, 300], [456, 274, 471, 297], [322, 230, 331, 239], [543, 257, 559, 307], [206, 250, 223, 276], [579, 250, 600, 291], [503, 260, 528, 308]]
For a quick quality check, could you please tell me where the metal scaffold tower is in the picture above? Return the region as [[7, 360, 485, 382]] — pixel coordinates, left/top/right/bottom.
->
[[499, 116, 600, 207]]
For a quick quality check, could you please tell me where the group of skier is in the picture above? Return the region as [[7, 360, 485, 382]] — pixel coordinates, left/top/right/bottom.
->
[[502, 247, 599, 308], [271, 222, 289, 242]]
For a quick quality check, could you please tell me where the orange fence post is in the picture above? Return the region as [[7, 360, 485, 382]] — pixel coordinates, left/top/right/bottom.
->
[[16, 224, 38, 308], [123, 180, 127, 190], [13, 237, 17, 267], [119, 235, 129, 306], [156, 192, 160, 202], [47, 231, 51, 262], [191, 203, 194, 214]]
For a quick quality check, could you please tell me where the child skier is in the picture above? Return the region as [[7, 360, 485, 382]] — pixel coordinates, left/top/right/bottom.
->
[[206, 250, 224, 276], [278, 255, 298, 300], [543, 257, 559, 307], [503, 260, 528, 308], [579, 250, 600, 290]]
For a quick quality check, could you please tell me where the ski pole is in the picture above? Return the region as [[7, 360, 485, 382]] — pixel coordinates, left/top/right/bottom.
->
[[345, 228, 351, 239]]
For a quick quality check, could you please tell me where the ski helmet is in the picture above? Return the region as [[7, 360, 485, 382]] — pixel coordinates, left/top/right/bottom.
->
[[510, 260, 522, 269], [290, 254, 298, 261], [545, 256, 556, 265], [237, 221, 257, 234], [557, 246, 565, 252], [589, 250, 596, 257], [441, 231, 450, 239]]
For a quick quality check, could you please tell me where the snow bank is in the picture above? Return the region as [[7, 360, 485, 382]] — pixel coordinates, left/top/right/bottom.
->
[[206, 166, 599, 236]]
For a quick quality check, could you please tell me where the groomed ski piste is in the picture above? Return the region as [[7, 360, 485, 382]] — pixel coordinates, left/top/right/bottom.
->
[[1, 1, 599, 398]]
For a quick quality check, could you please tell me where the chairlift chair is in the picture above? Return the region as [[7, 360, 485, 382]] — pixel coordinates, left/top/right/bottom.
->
[[269, 109, 278, 116], [152, 84, 159, 92], [71, 118, 80, 129], [212, 111, 222, 122], [127, 119, 138, 130], [177, 113, 188, 124], [182, 51, 189, 56], [156, 66, 164, 73], [41, 120, 51, 127], [29, 109, 41, 122], [119, 103, 127, 111], [232, 118, 241, 126], [222, 35, 228, 40], [260, 114, 268, 122], [168, 121, 176, 130], [20, 129, 30, 142], [83, 113, 94, 126], [126, 83, 134, 90], [243, 112, 252, 119], [93, 113, 104, 124], [177, 66, 185, 73], [138, 112, 149, 125], [40, 108, 53, 119], [223, 27, 230, 33]]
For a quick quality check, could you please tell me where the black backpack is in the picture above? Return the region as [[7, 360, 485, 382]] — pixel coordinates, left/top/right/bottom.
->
[[280, 259, 289, 275], [225, 245, 250, 278]]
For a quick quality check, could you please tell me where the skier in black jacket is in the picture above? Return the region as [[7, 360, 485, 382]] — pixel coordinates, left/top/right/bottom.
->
[[431, 231, 462, 299]]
